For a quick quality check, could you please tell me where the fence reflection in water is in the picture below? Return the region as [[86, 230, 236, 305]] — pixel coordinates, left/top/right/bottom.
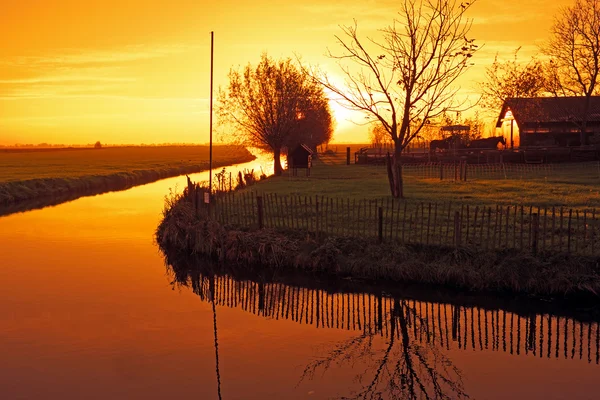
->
[[190, 274, 600, 365]]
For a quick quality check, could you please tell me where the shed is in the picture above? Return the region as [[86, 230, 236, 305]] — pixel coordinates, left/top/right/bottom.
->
[[287, 144, 313, 176], [495, 97, 600, 147]]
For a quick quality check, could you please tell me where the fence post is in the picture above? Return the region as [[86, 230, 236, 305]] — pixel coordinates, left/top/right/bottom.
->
[[346, 147, 351, 165], [378, 207, 383, 244], [194, 186, 198, 216], [454, 211, 461, 247], [454, 161, 458, 182], [257, 195, 264, 229], [463, 161, 468, 182], [567, 209, 572, 253], [315, 198, 320, 242], [531, 213, 539, 255], [440, 162, 444, 181]]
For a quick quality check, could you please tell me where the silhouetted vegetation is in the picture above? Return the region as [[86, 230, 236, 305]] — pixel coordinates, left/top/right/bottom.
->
[[217, 53, 333, 176], [479, 49, 548, 112], [543, 0, 600, 145], [308, 0, 478, 198]]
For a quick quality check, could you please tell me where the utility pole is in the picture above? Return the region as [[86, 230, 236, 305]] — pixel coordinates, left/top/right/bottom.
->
[[209, 31, 214, 198]]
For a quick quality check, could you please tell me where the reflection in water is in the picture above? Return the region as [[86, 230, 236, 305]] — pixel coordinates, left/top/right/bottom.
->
[[208, 276, 223, 400], [298, 299, 468, 399], [163, 254, 600, 399]]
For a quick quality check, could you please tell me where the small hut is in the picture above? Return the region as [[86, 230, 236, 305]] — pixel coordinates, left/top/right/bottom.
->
[[287, 144, 313, 176]]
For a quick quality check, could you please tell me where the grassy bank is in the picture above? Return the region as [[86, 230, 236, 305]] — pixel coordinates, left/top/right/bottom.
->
[[0, 145, 254, 204], [156, 193, 600, 299], [242, 147, 600, 210]]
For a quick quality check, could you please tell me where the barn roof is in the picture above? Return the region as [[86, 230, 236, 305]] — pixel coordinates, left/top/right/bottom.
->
[[495, 96, 600, 128]]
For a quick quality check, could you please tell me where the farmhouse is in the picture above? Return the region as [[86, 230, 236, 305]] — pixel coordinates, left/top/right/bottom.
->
[[496, 96, 600, 148]]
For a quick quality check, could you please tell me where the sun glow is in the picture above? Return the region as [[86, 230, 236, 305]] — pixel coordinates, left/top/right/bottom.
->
[[329, 99, 357, 125], [0, 0, 571, 146]]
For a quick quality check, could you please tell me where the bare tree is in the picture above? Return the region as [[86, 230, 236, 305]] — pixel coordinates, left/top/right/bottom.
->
[[217, 54, 333, 175], [479, 49, 547, 111], [543, 0, 600, 145], [308, 0, 478, 198]]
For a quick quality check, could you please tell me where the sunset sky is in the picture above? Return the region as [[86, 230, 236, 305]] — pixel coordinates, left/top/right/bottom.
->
[[0, 0, 572, 145]]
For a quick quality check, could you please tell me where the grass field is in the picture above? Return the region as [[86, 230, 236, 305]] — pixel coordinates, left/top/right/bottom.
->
[[0, 145, 251, 182], [0, 145, 254, 204], [245, 145, 600, 210]]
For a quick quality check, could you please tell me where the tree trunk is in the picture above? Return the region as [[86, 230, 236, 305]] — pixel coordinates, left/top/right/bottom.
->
[[386, 144, 404, 198], [581, 95, 591, 147], [273, 147, 283, 176]]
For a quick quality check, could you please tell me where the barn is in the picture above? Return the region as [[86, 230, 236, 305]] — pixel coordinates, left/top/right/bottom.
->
[[496, 96, 600, 148]]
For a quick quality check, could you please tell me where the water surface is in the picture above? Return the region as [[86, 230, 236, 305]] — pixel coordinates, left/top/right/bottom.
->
[[0, 154, 598, 399]]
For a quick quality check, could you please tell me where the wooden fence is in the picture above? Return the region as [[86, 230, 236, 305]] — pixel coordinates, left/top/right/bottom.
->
[[396, 161, 600, 181], [207, 192, 600, 257], [193, 274, 600, 364]]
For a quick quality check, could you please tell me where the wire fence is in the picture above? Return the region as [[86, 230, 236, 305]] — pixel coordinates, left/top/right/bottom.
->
[[395, 161, 600, 181]]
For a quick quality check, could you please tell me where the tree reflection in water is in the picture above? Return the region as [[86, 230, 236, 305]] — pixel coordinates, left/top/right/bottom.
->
[[299, 299, 469, 400], [161, 250, 600, 399]]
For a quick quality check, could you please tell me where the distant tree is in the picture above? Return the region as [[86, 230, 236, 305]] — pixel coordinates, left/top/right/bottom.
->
[[369, 123, 394, 147], [439, 111, 485, 143], [462, 112, 485, 140], [94, 141, 102, 149], [307, 0, 478, 198], [479, 49, 547, 112], [543, 0, 600, 145], [217, 53, 333, 175]]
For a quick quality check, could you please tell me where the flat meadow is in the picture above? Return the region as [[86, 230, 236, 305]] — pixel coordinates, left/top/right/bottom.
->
[[0, 145, 254, 204], [0, 145, 252, 182], [249, 144, 600, 210]]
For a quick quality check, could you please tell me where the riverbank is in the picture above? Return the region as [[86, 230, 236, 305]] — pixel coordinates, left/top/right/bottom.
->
[[0, 145, 254, 205], [156, 193, 600, 300]]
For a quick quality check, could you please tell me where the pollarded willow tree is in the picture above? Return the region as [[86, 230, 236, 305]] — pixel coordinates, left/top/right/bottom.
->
[[543, 0, 600, 146], [309, 0, 478, 198], [217, 53, 333, 175]]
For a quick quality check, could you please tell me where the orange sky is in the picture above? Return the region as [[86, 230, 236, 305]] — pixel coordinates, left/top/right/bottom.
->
[[0, 0, 571, 145]]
